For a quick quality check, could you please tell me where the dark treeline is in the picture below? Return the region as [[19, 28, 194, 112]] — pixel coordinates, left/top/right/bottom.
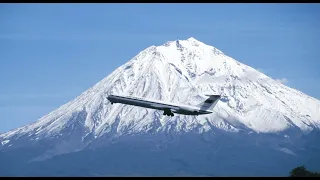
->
[[290, 166, 320, 177]]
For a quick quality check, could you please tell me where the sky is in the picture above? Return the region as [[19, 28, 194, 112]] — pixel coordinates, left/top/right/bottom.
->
[[0, 3, 319, 133]]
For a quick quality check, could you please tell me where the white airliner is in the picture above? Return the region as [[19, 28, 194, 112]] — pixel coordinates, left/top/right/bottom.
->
[[107, 94, 221, 116]]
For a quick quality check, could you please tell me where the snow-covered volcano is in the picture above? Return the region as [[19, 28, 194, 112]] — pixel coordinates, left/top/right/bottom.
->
[[1, 37, 319, 176]]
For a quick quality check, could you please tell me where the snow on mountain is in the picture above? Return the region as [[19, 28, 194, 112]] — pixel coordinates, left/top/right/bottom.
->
[[1, 37, 320, 151]]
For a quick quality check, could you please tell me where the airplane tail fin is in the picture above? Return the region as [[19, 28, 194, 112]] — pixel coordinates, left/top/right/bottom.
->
[[197, 95, 221, 111]]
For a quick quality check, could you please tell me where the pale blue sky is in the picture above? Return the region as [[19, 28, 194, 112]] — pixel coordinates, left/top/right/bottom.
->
[[0, 3, 319, 133]]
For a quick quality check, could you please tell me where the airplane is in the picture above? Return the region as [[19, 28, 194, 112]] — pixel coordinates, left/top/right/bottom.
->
[[107, 94, 221, 117]]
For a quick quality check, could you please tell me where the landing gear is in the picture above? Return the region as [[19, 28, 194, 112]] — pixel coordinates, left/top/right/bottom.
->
[[163, 109, 174, 117]]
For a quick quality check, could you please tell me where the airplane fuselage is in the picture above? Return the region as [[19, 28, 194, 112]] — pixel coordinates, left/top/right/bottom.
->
[[107, 95, 213, 116]]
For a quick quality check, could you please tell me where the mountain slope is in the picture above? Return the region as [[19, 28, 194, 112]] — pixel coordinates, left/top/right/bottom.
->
[[0, 37, 320, 176]]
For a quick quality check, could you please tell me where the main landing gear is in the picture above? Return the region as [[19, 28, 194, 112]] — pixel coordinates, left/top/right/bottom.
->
[[163, 109, 174, 117]]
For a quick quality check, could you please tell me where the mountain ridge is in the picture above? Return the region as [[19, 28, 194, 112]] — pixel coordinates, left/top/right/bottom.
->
[[1, 37, 319, 158], [1, 37, 320, 176]]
